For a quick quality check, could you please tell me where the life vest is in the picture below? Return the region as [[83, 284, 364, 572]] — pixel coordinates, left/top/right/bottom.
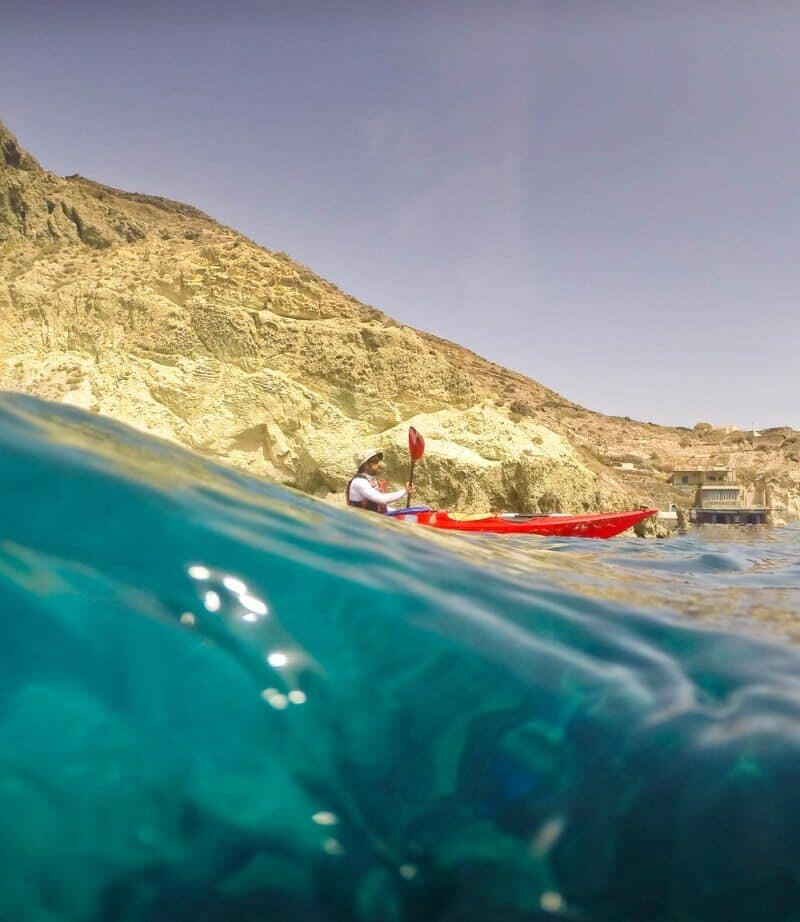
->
[[346, 473, 387, 513]]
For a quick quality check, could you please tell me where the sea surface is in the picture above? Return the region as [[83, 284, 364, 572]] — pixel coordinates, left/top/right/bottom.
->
[[3, 391, 800, 922]]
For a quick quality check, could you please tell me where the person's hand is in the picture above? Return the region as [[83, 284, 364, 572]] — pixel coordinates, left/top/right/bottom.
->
[[406, 483, 415, 494]]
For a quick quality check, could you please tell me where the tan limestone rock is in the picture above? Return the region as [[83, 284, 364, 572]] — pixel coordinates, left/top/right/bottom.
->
[[1, 119, 798, 521]]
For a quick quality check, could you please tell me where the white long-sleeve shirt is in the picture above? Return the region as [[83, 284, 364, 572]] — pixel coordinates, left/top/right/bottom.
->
[[348, 475, 407, 509]]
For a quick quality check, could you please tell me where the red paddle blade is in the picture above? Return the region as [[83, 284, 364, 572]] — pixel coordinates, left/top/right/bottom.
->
[[408, 426, 425, 461]]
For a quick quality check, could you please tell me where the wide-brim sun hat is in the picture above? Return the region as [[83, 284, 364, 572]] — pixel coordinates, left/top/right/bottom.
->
[[354, 447, 383, 468]]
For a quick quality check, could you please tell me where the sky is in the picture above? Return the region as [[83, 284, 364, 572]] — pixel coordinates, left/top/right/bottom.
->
[[2, 1, 798, 431]]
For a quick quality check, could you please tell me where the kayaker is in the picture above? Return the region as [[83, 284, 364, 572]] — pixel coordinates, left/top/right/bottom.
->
[[347, 448, 414, 513]]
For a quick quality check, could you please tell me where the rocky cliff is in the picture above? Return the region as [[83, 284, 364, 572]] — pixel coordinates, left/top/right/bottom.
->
[[2, 120, 798, 520]]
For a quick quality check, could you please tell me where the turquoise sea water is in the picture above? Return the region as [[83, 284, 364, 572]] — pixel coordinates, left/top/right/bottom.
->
[[3, 391, 800, 922]]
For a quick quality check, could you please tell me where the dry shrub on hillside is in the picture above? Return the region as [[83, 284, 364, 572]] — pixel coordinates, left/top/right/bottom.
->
[[509, 400, 534, 418], [722, 432, 749, 446]]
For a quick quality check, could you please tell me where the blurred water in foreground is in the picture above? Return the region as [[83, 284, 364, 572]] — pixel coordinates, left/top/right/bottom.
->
[[2, 391, 800, 922]]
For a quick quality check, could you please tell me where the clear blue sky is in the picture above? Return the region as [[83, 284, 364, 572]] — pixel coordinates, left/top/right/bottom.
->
[[3, 1, 798, 430]]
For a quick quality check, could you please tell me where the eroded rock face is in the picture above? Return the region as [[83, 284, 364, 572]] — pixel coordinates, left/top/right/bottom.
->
[[1, 124, 40, 172], [1, 119, 798, 518]]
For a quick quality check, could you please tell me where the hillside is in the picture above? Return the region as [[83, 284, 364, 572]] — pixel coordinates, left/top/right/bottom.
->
[[2, 119, 798, 519]]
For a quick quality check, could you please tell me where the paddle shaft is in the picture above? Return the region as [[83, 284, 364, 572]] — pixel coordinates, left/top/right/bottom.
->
[[405, 459, 416, 508]]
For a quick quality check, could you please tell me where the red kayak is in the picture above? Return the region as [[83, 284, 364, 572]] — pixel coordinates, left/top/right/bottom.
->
[[388, 507, 658, 539]]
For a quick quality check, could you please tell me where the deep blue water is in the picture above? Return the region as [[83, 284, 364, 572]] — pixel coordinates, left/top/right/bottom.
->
[[3, 391, 800, 921]]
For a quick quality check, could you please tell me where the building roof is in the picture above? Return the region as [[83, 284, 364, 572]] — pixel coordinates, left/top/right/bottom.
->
[[672, 467, 731, 473]]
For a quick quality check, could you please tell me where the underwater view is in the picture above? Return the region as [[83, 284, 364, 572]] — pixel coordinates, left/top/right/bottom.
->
[[3, 390, 800, 921]]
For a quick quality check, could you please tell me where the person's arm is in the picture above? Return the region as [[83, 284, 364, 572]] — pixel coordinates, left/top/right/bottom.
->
[[351, 479, 407, 506]]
